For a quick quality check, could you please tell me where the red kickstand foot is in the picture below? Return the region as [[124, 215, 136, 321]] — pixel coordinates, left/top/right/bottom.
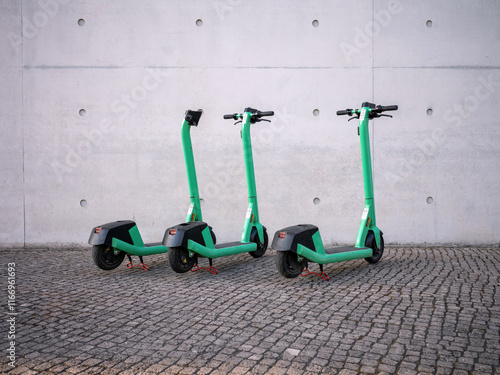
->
[[126, 262, 150, 271], [126, 256, 149, 271], [191, 261, 218, 275], [301, 268, 330, 281]]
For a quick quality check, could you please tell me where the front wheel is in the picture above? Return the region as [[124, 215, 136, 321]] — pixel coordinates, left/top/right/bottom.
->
[[168, 247, 197, 273], [92, 245, 125, 270], [210, 227, 216, 245], [364, 231, 384, 264], [276, 251, 306, 278], [249, 227, 268, 258]]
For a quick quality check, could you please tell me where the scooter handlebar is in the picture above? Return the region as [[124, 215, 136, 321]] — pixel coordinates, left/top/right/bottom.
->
[[336, 109, 352, 116], [375, 105, 398, 113], [258, 111, 274, 117], [223, 110, 274, 120], [337, 105, 398, 117]]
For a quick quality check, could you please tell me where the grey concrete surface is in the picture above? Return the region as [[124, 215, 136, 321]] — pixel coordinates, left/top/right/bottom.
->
[[0, 246, 499, 374], [0, 0, 499, 248]]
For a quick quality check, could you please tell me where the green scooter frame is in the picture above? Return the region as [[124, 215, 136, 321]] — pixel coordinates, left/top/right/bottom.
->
[[163, 108, 273, 274], [272, 102, 398, 280], [88, 110, 208, 271]]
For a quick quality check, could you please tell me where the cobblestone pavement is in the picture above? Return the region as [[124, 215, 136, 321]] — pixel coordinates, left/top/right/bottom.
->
[[0, 246, 499, 374]]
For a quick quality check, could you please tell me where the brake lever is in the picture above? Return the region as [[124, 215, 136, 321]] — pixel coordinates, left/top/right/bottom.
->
[[234, 120, 242, 125], [252, 118, 271, 124], [348, 116, 358, 121]]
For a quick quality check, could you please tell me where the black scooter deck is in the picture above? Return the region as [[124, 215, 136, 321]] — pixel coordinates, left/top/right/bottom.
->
[[324, 246, 369, 255], [145, 242, 163, 247], [214, 241, 245, 249]]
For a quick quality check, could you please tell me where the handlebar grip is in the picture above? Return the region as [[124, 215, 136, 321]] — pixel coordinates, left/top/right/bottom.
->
[[223, 114, 235, 119], [379, 105, 398, 112], [336, 109, 351, 116], [258, 111, 274, 117]]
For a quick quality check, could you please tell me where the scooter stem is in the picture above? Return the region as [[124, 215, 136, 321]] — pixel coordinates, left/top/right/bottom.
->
[[359, 108, 374, 203], [355, 107, 377, 248], [181, 120, 202, 222], [241, 112, 260, 241]]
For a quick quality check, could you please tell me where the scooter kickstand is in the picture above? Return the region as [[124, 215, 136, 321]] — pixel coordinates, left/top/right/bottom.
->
[[301, 264, 330, 281], [126, 255, 150, 271], [191, 258, 218, 275]]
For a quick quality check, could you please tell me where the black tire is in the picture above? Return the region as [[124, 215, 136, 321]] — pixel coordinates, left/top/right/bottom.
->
[[249, 227, 268, 258], [276, 251, 306, 278], [364, 231, 384, 264], [210, 228, 217, 245], [168, 247, 197, 273], [92, 245, 125, 270]]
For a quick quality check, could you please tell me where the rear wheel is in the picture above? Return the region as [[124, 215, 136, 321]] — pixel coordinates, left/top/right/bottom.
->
[[249, 227, 268, 258], [168, 247, 197, 273], [364, 231, 384, 264], [276, 251, 306, 278], [92, 245, 125, 270]]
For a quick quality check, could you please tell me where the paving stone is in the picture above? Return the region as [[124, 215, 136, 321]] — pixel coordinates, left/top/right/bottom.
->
[[396, 369, 418, 375], [196, 367, 214, 374], [285, 368, 305, 375]]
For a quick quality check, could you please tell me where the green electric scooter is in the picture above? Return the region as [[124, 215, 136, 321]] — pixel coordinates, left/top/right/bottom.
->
[[272, 102, 398, 280], [162, 107, 273, 274], [88, 110, 212, 270]]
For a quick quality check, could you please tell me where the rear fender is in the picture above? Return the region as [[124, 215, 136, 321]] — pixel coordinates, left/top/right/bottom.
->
[[88, 220, 136, 246], [163, 221, 211, 249], [272, 224, 319, 253]]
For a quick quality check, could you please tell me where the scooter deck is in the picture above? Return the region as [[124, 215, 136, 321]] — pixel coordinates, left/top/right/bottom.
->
[[324, 246, 369, 255], [112, 238, 168, 256], [188, 240, 257, 258], [214, 241, 248, 249], [145, 242, 163, 247], [297, 243, 373, 264]]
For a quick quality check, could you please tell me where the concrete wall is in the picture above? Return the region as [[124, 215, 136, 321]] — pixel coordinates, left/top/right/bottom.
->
[[1, 0, 499, 248]]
